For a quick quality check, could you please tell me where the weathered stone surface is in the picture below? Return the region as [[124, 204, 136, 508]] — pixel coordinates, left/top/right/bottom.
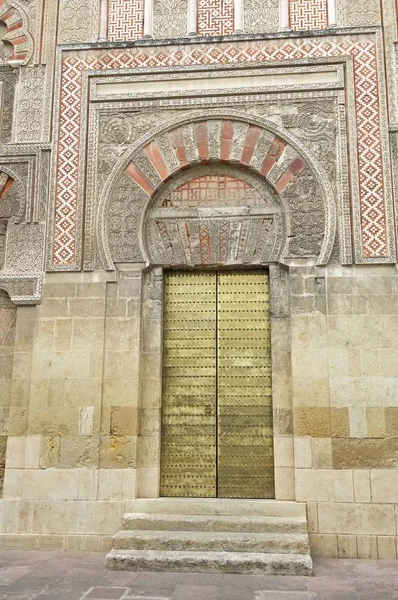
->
[[110, 407, 138, 436], [294, 408, 331, 438], [121, 513, 308, 533], [106, 549, 313, 575], [113, 530, 310, 554], [99, 436, 137, 469], [332, 439, 398, 469], [106, 499, 312, 575]]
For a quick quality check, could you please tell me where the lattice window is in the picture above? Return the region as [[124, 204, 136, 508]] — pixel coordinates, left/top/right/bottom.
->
[[108, 0, 144, 41], [197, 0, 234, 36], [289, 0, 328, 30]]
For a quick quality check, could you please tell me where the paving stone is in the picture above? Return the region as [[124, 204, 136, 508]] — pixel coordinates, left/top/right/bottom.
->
[[0, 552, 396, 600], [218, 589, 256, 600], [0, 567, 33, 584], [253, 593, 311, 600], [221, 574, 309, 591], [311, 594, 359, 600], [173, 584, 219, 600], [83, 587, 129, 599], [125, 596, 171, 600]]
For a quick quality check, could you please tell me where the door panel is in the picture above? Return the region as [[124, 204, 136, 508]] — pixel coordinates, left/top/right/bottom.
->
[[160, 271, 274, 499], [160, 272, 217, 498], [217, 272, 274, 498]]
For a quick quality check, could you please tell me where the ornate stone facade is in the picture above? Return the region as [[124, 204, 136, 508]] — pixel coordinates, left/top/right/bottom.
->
[[0, 0, 397, 563]]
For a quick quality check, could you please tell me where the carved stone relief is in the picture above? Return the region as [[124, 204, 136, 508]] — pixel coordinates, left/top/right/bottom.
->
[[94, 109, 193, 267], [341, 0, 380, 25], [0, 273, 42, 304], [0, 165, 29, 273], [107, 172, 146, 263], [249, 99, 338, 187], [4, 223, 44, 272], [0, 66, 16, 144], [97, 110, 182, 191], [281, 167, 326, 258], [98, 111, 336, 272], [15, 66, 46, 143], [0, 171, 24, 222], [153, 0, 188, 38], [244, 0, 279, 33], [35, 150, 50, 222], [58, 0, 98, 43], [144, 164, 286, 267], [0, 158, 35, 222], [0, 22, 13, 64], [250, 98, 340, 256], [0, 222, 5, 269]]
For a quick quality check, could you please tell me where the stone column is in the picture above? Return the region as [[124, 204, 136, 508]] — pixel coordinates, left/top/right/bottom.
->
[[233, 0, 244, 33], [187, 0, 197, 36], [143, 0, 153, 37], [279, 0, 290, 30], [137, 268, 163, 498], [327, 0, 337, 27], [98, 0, 108, 41]]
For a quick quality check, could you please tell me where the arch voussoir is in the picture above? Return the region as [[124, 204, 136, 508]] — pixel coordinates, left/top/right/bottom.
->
[[97, 112, 336, 270], [0, 0, 33, 65]]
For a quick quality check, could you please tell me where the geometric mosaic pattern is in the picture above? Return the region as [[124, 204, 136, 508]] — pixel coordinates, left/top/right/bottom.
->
[[197, 0, 234, 36], [52, 37, 388, 266], [289, 0, 328, 30], [354, 42, 386, 257], [108, 0, 144, 42]]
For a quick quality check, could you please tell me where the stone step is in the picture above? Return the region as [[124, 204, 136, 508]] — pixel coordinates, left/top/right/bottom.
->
[[113, 530, 310, 554], [106, 549, 313, 576], [121, 513, 308, 534], [124, 499, 306, 518]]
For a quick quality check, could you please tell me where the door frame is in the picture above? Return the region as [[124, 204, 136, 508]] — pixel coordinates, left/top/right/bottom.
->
[[135, 263, 294, 500]]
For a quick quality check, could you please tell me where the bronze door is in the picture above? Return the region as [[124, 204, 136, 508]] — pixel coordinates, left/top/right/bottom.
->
[[160, 271, 274, 499]]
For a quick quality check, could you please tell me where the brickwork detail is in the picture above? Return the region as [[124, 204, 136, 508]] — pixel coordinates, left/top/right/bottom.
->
[[143, 166, 284, 266], [108, 0, 144, 41], [197, 0, 234, 36], [289, 0, 328, 30], [164, 175, 264, 207], [52, 38, 390, 267], [0, 0, 33, 65]]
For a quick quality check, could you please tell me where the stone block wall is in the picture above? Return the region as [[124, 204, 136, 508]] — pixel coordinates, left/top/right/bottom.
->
[[0, 271, 145, 550], [291, 265, 398, 559], [1, 264, 398, 557], [0, 291, 16, 496]]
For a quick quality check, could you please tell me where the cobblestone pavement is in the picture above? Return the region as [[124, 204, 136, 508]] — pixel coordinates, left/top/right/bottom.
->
[[0, 551, 397, 600]]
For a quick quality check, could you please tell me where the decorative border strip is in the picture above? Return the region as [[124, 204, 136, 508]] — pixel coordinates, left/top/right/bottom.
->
[[48, 32, 395, 268]]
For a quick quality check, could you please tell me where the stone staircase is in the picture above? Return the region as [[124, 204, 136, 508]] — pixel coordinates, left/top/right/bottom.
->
[[105, 499, 313, 576]]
